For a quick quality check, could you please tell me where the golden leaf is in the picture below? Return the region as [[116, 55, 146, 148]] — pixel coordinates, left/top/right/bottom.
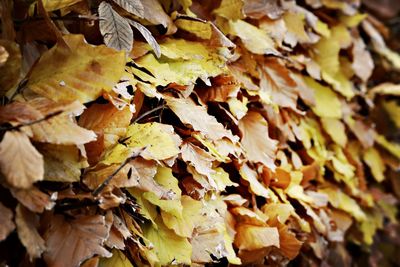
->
[[27, 34, 126, 103]]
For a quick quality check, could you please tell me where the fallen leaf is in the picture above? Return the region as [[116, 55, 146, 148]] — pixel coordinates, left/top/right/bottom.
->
[[43, 214, 112, 267], [239, 111, 278, 170], [0, 203, 15, 241], [0, 131, 44, 189], [99, 2, 133, 52], [15, 204, 46, 260], [167, 97, 238, 142], [27, 34, 126, 103]]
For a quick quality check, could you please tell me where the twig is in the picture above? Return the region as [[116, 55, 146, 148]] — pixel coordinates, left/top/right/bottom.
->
[[92, 149, 143, 196], [0, 110, 63, 132], [133, 105, 165, 123]]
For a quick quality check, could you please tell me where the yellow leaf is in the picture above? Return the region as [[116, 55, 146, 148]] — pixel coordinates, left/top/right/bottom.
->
[[41, 0, 83, 11], [143, 218, 192, 266], [304, 76, 342, 119], [321, 118, 347, 147], [214, 0, 244, 20], [38, 144, 88, 182], [134, 39, 227, 86], [375, 134, 400, 159], [229, 20, 278, 55], [363, 147, 385, 182], [319, 186, 366, 222], [382, 100, 400, 128], [99, 249, 133, 267], [234, 224, 279, 250], [210, 167, 238, 191], [161, 195, 202, 237], [175, 18, 212, 39], [283, 12, 310, 45], [143, 167, 183, 218], [0, 131, 44, 189], [27, 35, 126, 103], [102, 122, 181, 164]]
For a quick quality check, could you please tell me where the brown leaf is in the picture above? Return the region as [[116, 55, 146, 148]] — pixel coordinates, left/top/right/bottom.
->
[[0, 202, 15, 241], [196, 75, 239, 103], [10, 186, 56, 213], [243, 0, 284, 19], [239, 111, 278, 170], [43, 214, 112, 267], [15, 204, 46, 260], [0, 131, 44, 188], [181, 142, 215, 176], [166, 97, 239, 142], [0, 40, 21, 96]]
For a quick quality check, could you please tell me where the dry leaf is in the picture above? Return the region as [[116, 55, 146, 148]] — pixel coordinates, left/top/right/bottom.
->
[[0, 203, 15, 241], [15, 204, 46, 260], [0, 131, 44, 189], [239, 111, 278, 170], [99, 2, 133, 52], [43, 214, 112, 267]]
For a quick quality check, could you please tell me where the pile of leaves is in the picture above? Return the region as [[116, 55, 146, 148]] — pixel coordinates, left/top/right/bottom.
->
[[1, 0, 400, 266]]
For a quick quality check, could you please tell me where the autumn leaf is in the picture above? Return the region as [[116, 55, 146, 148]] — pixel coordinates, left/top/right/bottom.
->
[[27, 34, 126, 103], [239, 111, 278, 170], [15, 204, 46, 260], [0, 203, 15, 242], [99, 2, 133, 52], [43, 214, 112, 267], [0, 131, 44, 189]]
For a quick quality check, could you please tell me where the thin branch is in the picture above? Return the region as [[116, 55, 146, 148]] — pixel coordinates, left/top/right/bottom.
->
[[0, 110, 63, 132], [92, 149, 144, 196], [133, 105, 165, 123]]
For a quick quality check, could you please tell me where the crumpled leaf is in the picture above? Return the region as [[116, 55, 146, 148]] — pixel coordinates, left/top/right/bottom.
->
[[27, 34, 126, 103], [239, 163, 270, 198], [15, 204, 46, 260], [99, 2, 133, 52], [0, 131, 44, 189], [239, 111, 277, 170], [43, 214, 112, 267], [10, 186, 56, 213], [0, 203, 15, 241]]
